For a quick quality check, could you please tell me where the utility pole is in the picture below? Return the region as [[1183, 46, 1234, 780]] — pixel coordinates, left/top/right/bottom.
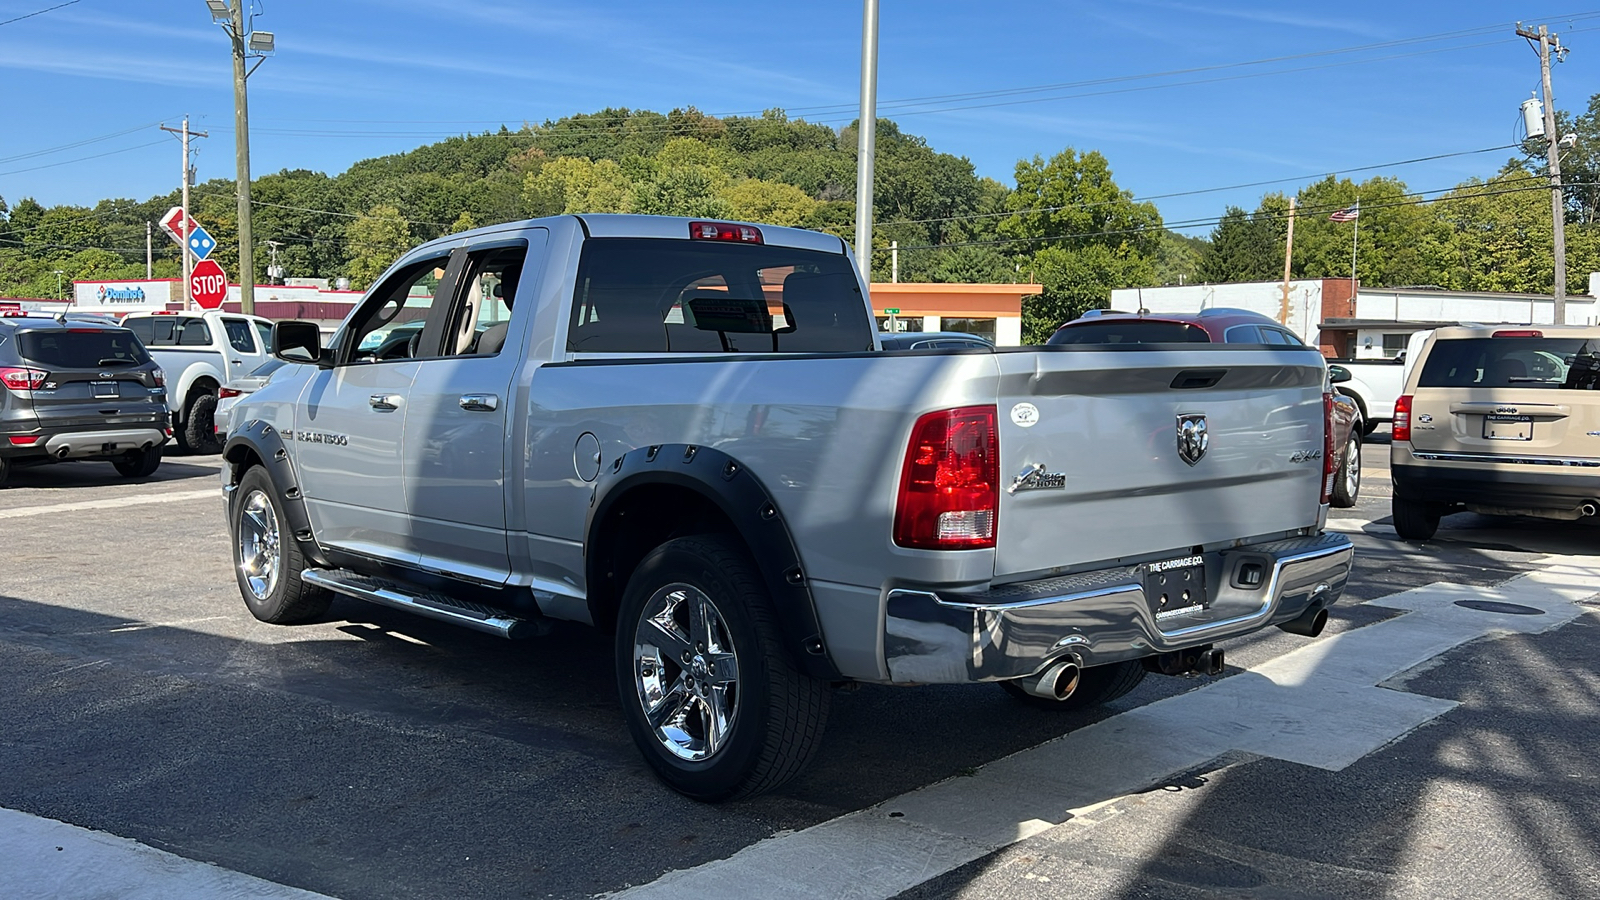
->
[[229, 0, 256, 314], [1518, 22, 1569, 323], [161, 117, 207, 309], [145, 221, 153, 279], [891, 240, 898, 283], [854, 0, 880, 284], [1279, 196, 1296, 326]]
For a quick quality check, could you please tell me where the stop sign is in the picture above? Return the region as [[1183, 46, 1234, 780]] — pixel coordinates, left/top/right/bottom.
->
[[190, 259, 228, 310]]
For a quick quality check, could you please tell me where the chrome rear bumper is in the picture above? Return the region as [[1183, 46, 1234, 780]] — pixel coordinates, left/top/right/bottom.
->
[[884, 532, 1353, 684]]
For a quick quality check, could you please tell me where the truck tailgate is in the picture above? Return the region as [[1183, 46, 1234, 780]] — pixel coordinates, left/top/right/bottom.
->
[[993, 347, 1326, 580]]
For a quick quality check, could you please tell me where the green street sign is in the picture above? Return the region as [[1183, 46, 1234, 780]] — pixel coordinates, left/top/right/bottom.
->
[[884, 308, 901, 315]]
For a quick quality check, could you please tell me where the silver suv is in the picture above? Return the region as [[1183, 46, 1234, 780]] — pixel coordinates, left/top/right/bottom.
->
[[0, 312, 169, 485], [1391, 324, 1600, 539]]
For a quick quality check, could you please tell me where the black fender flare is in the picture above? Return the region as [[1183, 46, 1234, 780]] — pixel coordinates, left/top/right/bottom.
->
[[586, 443, 839, 680], [222, 419, 331, 569]]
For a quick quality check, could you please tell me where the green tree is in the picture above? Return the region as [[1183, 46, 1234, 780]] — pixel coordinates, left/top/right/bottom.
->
[[719, 178, 816, 226], [1291, 176, 1448, 287], [345, 205, 412, 290], [523, 156, 633, 215], [1196, 200, 1286, 283]]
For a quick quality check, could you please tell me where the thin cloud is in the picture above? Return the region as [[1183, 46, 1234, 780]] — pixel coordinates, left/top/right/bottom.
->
[[1127, 0, 1392, 39]]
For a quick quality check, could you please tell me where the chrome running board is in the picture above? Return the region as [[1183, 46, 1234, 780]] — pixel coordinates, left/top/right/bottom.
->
[[302, 568, 543, 639]]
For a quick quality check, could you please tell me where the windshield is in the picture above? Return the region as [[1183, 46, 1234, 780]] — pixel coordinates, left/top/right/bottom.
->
[[1417, 337, 1593, 389], [17, 329, 151, 368]]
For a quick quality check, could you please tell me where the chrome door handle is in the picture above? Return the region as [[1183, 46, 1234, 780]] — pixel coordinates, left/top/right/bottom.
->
[[231, 359, 243, 365], [458, 393, 499, 412], [369, 394, 402, 411]]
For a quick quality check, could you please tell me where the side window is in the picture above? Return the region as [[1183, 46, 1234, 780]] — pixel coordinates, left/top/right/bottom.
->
[[349, 256, 452, 363], [222, 318, 257, 353], [1259, 328, 1291, 346], [1224, 324, 1262, 343], [254, 321, 274, 353], [440, 244, 527, 357]]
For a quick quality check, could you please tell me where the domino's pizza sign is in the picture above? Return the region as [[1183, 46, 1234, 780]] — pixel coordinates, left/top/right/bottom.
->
[[75, 280, 172, 311]]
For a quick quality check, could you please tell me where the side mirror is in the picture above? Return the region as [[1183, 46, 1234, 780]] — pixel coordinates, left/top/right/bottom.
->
[[1327, 364, 1353, 385], [1394, 350, 1407, 364], [274, 321, 331, 367]]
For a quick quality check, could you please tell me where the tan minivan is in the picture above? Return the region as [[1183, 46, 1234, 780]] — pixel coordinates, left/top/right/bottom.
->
[[1391, 324, 1600, 540]]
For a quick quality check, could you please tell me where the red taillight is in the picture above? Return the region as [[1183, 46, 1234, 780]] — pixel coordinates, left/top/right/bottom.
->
[[7, 435, 41, 446], [0, 366, 47, 392], [152, 368, 165, 387], [894, 406, 999, 550], [1321, 392, 1337, 505], [218, 387, 242, 399], [689, 221, 763, 244], [1492, 329, 1543, 338], [1393, 394, 1413, 443]]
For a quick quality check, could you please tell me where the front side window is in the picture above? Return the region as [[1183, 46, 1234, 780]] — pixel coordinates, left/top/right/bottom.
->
[[349, 256, 451, 362], [567, 238, 871, 354], [222, 318, 257, 353]]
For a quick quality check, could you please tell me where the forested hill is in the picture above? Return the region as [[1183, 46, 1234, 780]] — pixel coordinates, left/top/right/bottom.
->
[[5, 102, 1600, 341]]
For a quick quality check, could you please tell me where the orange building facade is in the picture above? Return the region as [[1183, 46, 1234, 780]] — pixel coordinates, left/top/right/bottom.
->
[[868, 283, 1041, 346]]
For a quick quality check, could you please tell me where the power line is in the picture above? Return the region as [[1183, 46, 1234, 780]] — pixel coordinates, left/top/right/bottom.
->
[[0, 119, 175, 165], [0, 140, 168, 178], [0, 0, 81, 27]]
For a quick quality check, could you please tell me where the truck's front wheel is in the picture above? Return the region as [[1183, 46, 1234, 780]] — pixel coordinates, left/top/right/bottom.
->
[[231, 467, 331, 624], [616, 535, 830, 802]]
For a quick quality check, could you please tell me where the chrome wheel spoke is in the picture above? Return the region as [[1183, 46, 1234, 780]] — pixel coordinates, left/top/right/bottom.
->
[[703, 687, 733, 753], [689, 594, 712, 651], [641, 616, 692, 663], [645, 673, 692, 729]]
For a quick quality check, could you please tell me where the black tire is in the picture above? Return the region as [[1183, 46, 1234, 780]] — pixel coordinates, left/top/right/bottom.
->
[[183, 392, 221, 455], [230, 466, 331, 624], [1330, 432, 1360, 508], [615, 534, 830, 802], [1392, 496, 1442, 541], [999, 659, 1147, 711], [112, 445, 162, 478], [0, 455, 10, 488]]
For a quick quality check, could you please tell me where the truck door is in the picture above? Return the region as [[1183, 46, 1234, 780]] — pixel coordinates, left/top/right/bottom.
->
[[294, 251, 461, 566], [219, 316, 270, 378], [400, 233, 543, 584]]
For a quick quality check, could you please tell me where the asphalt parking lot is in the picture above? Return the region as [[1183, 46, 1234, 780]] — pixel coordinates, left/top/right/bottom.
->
[[2, 431, 1597, 900]]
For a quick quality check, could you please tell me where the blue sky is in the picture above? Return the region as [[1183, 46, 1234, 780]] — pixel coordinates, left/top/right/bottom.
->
[[2, 0, 1598, 235]]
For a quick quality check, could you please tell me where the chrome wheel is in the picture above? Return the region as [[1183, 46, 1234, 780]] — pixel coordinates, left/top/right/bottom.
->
[[237, 488, 281, 601], [633, 583, 741, 762], [1344, 436, 1361, 497]]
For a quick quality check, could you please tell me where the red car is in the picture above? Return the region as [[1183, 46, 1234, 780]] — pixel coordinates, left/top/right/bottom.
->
[[1048, 308, 1363, 508]]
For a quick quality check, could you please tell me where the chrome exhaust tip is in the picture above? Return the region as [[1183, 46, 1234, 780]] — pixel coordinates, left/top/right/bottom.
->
[[55, 446, 70, 459], [1022, 659, 1081, 701]]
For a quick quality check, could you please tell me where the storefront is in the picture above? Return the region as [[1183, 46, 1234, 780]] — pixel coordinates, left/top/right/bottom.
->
[[868, 283, 1039, 346]]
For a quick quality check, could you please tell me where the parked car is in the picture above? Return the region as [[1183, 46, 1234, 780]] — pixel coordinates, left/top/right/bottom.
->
[[122, 310, 275, 454], [1050, 308, 1365, 507], [0, 311, 169, 485], [214, 358, 288, 439], [1391, 324, 1600, 539], [877, 331, 994, 351], [222, 215, 1352, 801]]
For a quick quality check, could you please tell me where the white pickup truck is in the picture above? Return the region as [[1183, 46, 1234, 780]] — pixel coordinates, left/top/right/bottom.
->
[[123, 310, 274, 453], [1327, 357, 1408, 434], [221, 214, 1354, 800]]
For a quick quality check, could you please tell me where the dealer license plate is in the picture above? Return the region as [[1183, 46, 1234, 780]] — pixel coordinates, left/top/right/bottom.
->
[[1143, 555, 1209, 623], [90, 381, 119, 399], [1483, 414, 1532, 441]]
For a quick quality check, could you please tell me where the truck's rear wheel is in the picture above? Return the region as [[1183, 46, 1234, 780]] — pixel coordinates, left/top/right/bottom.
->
[[0, 456, 10, 487], [112, 446, 162, 479], [231, 466, 331, 624], [616, 535, 830, 802], [1392, 496, 1441, 541], [999, 659, 1147, 711], [183, 392, 221, 455]]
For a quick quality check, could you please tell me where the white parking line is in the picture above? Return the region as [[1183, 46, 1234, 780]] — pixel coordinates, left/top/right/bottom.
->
[[0, 807, 335, 900], [0, 489, 217, 520], [614, 556, 1600, 900]]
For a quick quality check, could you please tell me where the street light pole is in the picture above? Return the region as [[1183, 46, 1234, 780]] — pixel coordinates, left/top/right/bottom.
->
[[53, 270, 64, 303], [853, 0, 880, 284]]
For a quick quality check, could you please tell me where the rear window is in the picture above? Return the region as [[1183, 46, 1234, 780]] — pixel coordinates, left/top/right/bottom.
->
[[18, 329, 151, 369], [1048, 320, 1211, 345], [126, 316, 211, 347], [1418, 337, 1595, 389], [567, 238, 872, 354]]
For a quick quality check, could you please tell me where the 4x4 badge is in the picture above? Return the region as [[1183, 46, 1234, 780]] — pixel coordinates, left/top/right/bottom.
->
[[1176, 414, 1208, 466]]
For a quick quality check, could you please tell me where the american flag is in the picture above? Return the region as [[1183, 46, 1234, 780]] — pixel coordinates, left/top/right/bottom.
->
[[1328, 202, 1360, 223]]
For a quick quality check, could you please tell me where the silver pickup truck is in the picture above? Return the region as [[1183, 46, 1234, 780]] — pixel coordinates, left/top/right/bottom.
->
[[220, 215, 1353, 800]]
